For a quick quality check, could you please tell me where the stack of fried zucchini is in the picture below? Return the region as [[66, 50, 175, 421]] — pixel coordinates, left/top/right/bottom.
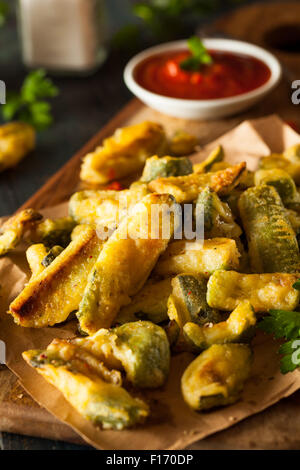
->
[[2, 121, 300, 429]]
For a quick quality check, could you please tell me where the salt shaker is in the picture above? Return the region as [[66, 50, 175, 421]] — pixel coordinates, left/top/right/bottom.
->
[[18, 0, 108, 74]]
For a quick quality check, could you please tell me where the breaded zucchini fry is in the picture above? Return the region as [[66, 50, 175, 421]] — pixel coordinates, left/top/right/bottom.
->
[[0, 122, 35, 171], [207, 270, 300, 312], [196, 187, 242, 239], [23, 339, 148, 430], [80, 121, 166, 184], [69, 183, 149, 229], [167, 274, 221, 328], [259, 153, 300, 185], [193, 145, 224, 174], [116, 278, 172, 324], [30, 216, 76, 248], [154, 238, 240, 278], [181, 343, 252, 410], [26, 243, 48, 278], [141, 155, 193, 183], [239, 185, 300, 273], [69, 190, 121, 228], [183, 301, 256, 351], [9, 225, 103, 327], [168, 130, 198, 156], [77, 193, 177, 334], [254, 169, 300, 209], [148, 162, 246, 203], [74, 321, 170, 388], [0, 209, 42, 256], [284, 144, 300, 162], [41, 245, 64, 267]]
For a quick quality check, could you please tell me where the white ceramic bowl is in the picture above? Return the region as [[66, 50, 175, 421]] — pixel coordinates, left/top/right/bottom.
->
[[124, 39, 282, 120]]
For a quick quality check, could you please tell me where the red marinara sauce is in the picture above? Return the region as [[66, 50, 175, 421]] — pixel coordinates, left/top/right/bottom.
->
[[134, 50, 271, 100]]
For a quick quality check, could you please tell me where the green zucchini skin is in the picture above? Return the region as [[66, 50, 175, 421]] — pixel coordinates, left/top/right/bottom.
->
[[238, 184, 300, 273], [182, 300, 256, 352], [141, 155, 193, 182], [41, 245, 64, 267], [84, 321, 170, 389], [254, 169, 300, 208], [33, 217, 76, 248], [181, 343, 252, 411], [196, 187, 241, 239], [223, 189, 243, 218], [171, 274, 221, 326], [111, 321, 170, 388], [23, 344, 148, 430], [196, 187, 214, 232], [196, 145, 224, 173]]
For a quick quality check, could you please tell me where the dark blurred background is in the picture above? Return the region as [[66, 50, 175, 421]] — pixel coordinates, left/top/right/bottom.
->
[[0, 0, 278, 215]]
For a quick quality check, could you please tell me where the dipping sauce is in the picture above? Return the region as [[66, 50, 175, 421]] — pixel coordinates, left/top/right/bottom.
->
[[134, 50, 271, 100]]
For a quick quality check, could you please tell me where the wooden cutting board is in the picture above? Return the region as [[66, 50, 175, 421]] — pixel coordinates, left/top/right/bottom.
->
[[1, 95, 300, 449], [1, 1, 300, 447]]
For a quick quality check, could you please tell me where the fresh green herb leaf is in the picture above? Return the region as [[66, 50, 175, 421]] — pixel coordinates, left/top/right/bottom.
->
[[279, 340, 300, 373], [2, 69, 59, 131], [1, 93, 23, 121], [26, 102, 54, 131], [259, 310, 300, 340], [21, 70, 58, 102], [187, 36, 212, 62], [180, 36, 212, 71], [258, 309, 300, 374]]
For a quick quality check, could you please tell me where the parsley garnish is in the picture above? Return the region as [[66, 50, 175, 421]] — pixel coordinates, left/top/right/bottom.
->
[[2, 69, 59, 131], [180, 36, 213, 72], [258, 309, 300, 373]]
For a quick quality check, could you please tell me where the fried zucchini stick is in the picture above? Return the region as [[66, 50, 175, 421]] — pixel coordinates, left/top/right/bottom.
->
[[77, 193, 177, 334]]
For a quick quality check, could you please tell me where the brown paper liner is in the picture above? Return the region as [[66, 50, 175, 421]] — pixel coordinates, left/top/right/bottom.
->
[[1, 115, 300, 450]]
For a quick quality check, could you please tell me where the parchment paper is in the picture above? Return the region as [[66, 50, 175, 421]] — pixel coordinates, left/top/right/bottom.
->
[[0, 115, 300, 450]]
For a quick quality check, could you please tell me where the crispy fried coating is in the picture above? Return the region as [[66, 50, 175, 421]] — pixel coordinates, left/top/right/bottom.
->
[[148, 162, 246, 203], [181, 343, 252, 410], [23, 339, 148, 430], [73, 321, 170, 388], [0, 122, 35, 171], [0, 209, 42, 256], [9, 225, 103, 327], [80, 121, 166, 184], [26, 243, 48, 278], [77, 193, 177, 334], [168, 131, 198, 156], [30, 216, 76, 248], [69, 183, 149, 230]]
